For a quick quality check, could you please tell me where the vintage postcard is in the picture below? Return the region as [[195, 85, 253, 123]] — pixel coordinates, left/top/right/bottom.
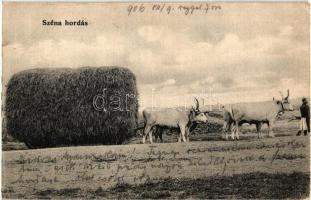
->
[[2, 2, 310, 199]]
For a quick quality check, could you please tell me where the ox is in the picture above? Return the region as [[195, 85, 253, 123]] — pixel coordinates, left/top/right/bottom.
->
[[222, 90, 294, 140], [142, 98, 208, 144]]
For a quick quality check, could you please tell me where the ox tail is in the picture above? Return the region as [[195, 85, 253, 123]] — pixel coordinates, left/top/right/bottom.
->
[[133, 110, 148, 136], [133, 111, 147, 131], [226, 105, 235, 120]]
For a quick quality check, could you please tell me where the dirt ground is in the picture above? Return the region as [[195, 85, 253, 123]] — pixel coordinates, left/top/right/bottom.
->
[[2, 111, 310, 199]]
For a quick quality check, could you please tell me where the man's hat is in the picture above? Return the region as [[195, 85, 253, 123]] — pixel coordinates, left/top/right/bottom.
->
[[302, 97, 307, 102]]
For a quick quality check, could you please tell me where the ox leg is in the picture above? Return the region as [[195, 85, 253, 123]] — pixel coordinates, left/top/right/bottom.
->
[[156, 127, 163, 143], [152, 127, 157, 142], [159, 131, 163, 143], [268, 121, 275, 138], [143, 124, 152, 144], [256, 123, 262, 139], [222, 122, 229, 140], [235, 121, 240, 140], [230, 123, 236, 140], [149, 129, 154, 144], [186, 128, 190, 142], [153, 127, 159, 143], [178, 131, 182, 143], [179, 125, 187, 142]]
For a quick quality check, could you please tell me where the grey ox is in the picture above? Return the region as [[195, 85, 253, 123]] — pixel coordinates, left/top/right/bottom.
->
[[222, 90, 294, 140], [142, 98, 208, 144]]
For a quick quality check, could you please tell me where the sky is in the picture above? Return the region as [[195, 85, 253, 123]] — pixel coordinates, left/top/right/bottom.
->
[[3, 3, 310, 109]]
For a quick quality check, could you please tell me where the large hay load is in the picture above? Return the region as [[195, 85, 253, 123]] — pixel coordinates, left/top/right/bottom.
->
[[5, 67, 138, 148]]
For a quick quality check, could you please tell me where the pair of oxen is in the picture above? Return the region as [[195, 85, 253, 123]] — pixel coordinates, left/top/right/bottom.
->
[[141, 90, 294, 143]]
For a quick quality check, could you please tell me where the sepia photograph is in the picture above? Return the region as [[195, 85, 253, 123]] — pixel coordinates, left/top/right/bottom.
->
[[1, 2, 310, 199]]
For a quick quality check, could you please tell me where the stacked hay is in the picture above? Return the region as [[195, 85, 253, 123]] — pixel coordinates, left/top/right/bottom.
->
[[192, 118, 224, 134], [5, 67, 138, 148], [189, 111, 224, 134]]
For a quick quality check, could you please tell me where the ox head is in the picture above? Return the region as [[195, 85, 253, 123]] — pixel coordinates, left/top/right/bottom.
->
[[190, 98, 208, 123], [275, 89, 294, 111]]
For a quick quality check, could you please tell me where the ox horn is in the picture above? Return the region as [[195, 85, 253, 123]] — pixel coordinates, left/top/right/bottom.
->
[[278, 91, 284, 99], [194, 97, 200, 111], [285, 89, 289, 100]]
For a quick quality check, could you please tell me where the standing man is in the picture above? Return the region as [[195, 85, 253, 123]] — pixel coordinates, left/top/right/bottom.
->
[[297, 98, 310, 136]]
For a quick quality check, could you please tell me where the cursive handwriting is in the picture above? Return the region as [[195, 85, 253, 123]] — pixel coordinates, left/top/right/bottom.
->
[[127, 3, 222, 16]]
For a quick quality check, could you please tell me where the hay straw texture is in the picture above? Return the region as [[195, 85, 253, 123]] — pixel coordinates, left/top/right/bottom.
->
[[5, 67, 138, 148]]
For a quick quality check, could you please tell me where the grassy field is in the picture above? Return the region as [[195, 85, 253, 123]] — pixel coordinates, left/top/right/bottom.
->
[[2, 110, 310, 199]]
